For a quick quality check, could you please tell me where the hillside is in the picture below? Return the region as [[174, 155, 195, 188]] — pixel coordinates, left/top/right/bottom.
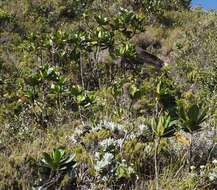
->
[[1, 1, 217, 189]]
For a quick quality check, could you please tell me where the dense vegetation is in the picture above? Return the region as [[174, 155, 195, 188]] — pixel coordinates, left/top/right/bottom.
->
[[1, 0, 217, 189]]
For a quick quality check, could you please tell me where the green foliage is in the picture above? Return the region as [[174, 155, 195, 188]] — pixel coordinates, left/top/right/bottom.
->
[[112, 8, 145, 37], [143, 0, 191, 11], [156, 76, 180, 117], [115, 42, 137, 59], [148, 114, 178, 138], [40, 148, 76, 172], [143, 0, 165, 16], [0, 8, 13, 22], [91, 27, 114, 48], [0, 1, 216, 189], [116, 162, 135, 179], [70, 85, 96, 109], [178, 104, 208, 133], [0, 8, 16, 32]]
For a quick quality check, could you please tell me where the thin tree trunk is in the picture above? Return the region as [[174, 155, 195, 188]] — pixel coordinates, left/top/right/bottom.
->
[[79, 55, 85, 88]]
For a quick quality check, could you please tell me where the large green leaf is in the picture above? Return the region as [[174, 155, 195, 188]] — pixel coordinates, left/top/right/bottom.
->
[[179, 104, 208, 133], [41, 152, 55, 169], [52, 148, 65, 163]]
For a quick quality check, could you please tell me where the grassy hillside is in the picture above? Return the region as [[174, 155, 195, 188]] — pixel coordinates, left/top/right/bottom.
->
[[1, 1, 217, 189]]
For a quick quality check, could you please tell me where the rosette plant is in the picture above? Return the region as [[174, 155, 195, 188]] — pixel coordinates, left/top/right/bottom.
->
[[40, 148, 76, 174], [178, 103, 208, 169], [39, 148, 77, 189], [178, 104, 208, 134]]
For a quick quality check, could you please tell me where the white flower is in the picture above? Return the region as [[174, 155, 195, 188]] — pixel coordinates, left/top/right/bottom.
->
[[103, 152, 114, 162], [95, 152, 100, 159], [138, 124, 147, 133], [67, 136, 77, 143], [212, 159, 217, 164], [137, 124, 151, 137], [74, 128, 83, 135], [95, 153, 114, 172], [116, 138, 124, 147], [97, 121, 126, 134], [208, 172, 217, 181], [190, 165, 196, 171], [209, 175, 215, 181], [200, 165, 205, 169], [100, 138, 116, 150], [128, 133, 136, 139]]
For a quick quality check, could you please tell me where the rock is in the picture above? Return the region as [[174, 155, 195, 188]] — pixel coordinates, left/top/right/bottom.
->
[[96, 45, 164, 70], [191, 128, 217, 165], [170, 127, 217, 166], [0, 35, 11, 44], [115, 46, 164, 70]]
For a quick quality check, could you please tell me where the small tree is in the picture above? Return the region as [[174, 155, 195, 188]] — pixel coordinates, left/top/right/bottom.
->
[[147, 113, 177, 190]]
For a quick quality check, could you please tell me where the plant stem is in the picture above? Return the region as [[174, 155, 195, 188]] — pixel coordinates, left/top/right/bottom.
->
[[154, 137, 160, 190], [79, 54, 85, 88], [188, 134, 192, 171]]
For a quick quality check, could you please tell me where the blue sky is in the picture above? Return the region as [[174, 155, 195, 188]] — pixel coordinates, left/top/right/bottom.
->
[[192, 0, 217, 10]]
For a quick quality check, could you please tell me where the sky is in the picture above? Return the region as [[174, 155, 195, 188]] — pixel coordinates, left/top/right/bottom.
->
[[192, 0, 217, 10]]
